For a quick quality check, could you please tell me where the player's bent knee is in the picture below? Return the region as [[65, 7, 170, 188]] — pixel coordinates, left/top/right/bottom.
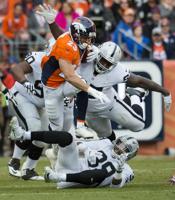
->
[[130, 121, 145, 132]]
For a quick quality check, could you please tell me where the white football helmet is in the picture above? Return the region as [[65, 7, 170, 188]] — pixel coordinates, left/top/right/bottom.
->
[[112, 135, 139, 160], [95, 41, 122, 74]]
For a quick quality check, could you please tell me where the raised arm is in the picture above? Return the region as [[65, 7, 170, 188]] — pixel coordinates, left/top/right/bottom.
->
[[126, 73, 170, 96]]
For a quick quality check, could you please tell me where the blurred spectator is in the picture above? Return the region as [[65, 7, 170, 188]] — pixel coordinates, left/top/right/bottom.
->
[[71, 0, 90, 16], [151, 27, 167, 60], [158, 0, 173, 17], [45, 0, 62, 10], [28, 5, 49, 38], [111, 0, 135, 25], [55, 1, 79, 31], [160, 17, 175, 59], [87, 0, 116, 44], [143, 6, 161, 39], [127, 21, 150, 59], [0, 0, 8, 25], [112, 8, 135, 46], [138, 0, 159, 23], [2, 3, 29, 40]]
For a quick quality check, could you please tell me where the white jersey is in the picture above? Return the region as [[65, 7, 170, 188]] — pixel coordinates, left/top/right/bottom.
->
[[12, 52, 45, 108], [78, 62, 130, 111], [58, 139, 134, 188]]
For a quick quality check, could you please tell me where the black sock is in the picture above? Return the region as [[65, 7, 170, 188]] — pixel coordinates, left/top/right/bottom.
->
[[76, 91, 88, 121], [28, 143, 43, 160]]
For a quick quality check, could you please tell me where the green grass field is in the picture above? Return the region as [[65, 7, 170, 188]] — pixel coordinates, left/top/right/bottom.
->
[[0, 156, 175, 200]]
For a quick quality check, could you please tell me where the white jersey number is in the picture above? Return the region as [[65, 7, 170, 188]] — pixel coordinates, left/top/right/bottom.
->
[[88, 150, 115, 177]]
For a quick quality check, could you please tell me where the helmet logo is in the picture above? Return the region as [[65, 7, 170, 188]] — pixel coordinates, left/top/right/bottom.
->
[[72, 22, 86, 33]]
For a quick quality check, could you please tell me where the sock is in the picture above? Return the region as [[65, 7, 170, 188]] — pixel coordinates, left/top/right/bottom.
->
[[12, 144, 25, 159], [22, 157, 38, 170]]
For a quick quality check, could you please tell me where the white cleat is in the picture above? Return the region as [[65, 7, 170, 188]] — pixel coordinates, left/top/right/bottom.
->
[[9, 116, 25, 140], [8, 158, 21, 178], [45, 148, 57, 169], [75, 125, 98, 139]]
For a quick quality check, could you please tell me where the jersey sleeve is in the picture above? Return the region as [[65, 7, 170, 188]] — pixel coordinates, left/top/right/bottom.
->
[[25, 52, 45, 72]]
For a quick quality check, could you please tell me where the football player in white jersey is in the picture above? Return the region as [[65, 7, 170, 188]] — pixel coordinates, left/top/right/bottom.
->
[[8, 49, 74, 180], [64, 41, 171, 139], [10, 116, 138, 189]]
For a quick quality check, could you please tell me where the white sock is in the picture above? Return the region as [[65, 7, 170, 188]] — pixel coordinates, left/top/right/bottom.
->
[[23, 157, 38, 170], [23, 131, 31, 140], [12, 144, 25, 159]]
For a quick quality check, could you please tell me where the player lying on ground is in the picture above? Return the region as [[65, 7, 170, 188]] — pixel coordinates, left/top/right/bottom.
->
[[10, 116, 138, 188]]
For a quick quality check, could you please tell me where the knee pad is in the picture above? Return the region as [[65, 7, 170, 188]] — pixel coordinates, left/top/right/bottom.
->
[[130, 121, 145, 132], [32, 140, 48, 148]]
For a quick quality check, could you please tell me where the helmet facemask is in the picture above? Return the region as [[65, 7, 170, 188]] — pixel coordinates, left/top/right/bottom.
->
[[95, 52, 117, 74], [112, 136, 139, 161]]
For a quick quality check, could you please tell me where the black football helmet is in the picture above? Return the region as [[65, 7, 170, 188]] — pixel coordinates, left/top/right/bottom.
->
[[69, 17, 96, 49]]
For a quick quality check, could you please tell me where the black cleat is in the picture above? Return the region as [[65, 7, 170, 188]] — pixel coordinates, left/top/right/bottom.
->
[[22, 168, 44, 181]]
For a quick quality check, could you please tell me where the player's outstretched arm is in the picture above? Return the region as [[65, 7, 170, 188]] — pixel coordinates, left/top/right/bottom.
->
[[59, 59, 110, 103], [36, 4, 63, 39], [126, 73, 172, 111]]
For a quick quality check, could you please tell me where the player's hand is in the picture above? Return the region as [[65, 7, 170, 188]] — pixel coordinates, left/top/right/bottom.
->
[[114, 154, 127, 172], [87, 87, 110, 104], [36, 4, 57, 24], [23, 81, 37, 96], [163, 93, 172, 112], [86, 45, 100, 63]]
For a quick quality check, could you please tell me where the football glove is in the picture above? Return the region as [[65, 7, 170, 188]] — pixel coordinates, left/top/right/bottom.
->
[[36, 4, 57, 24], [23, 81, 37, 96], [113, 154, 127, 172], [87, 87, 110, 104], [163, 94, 172, 112], [86, 45, 100, 63]]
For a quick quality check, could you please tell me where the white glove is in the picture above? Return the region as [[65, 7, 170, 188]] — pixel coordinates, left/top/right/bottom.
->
[[163, 94, 172, 112], [76, 122, 96, 139], [23, 81, 37, 96], [86, 45, 100, 62], [36, 4, 57, 24], [87, 86, 110, 104], [114, 154, 127, 172]]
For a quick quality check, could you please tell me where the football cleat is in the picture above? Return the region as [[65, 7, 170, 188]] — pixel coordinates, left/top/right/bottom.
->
[[75, 125, 98, 139], [126, 87, 149, 102], [8, 158, 21, 178], [45, 148, 57, 169], [9, 117, 25, 140], [21, 168, 44, 181], [169, 175, 175, 185]]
